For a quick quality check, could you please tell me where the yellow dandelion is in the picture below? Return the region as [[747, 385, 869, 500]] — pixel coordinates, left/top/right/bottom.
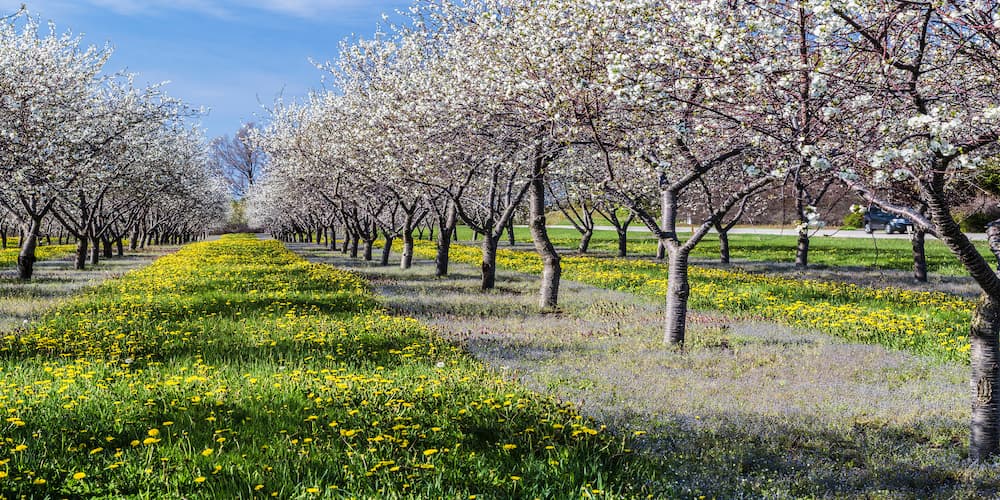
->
[[201, 448, 214, 456], [72, 472, 86, 480], [422, 449, 438, 456], [194, 476, 207, 483]]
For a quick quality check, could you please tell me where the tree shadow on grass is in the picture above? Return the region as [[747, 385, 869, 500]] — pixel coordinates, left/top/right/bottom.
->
[[626, 410, 997, 498]]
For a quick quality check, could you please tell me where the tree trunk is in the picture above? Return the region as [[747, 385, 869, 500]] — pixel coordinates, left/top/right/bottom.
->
[[912, 229, 927, 282], [970, 293, 1000, 461], [664, 246, 691, 345], [528, 160, 561, 310], [795, 228, 809, 268], [17, 217, 42, 280], [350, 235, 359, 258], [75, 237, 89, 270], [380, 235, 393, 266], [506, 218, 516, 246], [129, 228, 139, 251], [329, 226, 338, 251], [617, 229, 628, 258], [987, 223, 1000, 270], [102, 238, 113, 259], [363, 239, 374, 261], [719, 229, 731, 264], [401, 230, 414, 270], [578, 230, 593, 254], [481, 234, 499, 291], [90, 236, 100, 266], [435, 204, 457, 277], [116, 237, 124, 257]]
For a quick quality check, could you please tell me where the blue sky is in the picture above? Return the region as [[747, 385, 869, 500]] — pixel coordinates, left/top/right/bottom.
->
[[2, 0, 411, 139]]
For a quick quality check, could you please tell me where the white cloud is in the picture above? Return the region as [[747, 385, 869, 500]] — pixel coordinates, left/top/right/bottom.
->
[[6, 0, 377, 19]]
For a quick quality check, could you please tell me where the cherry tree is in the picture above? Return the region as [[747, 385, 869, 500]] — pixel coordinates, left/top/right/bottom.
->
[[0, 14, 115, 279], [816, 1, 1000, 460], [591, 0, 779, 344], [212, 122, 266, 199]]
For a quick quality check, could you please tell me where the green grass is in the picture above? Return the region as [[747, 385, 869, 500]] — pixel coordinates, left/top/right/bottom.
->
[[472, 225, 991, 276], [0, 234, 649, 498]]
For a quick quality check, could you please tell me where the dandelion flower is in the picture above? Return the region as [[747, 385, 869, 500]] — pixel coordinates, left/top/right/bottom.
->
[[72, 472, 86, 480]]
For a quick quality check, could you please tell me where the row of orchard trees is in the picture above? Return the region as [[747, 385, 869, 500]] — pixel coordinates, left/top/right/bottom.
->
[[0, 11, 228, 280], [250, 0, 1000, 459]]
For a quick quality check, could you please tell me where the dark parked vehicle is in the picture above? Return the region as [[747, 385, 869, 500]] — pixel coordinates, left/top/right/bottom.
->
[[863, 207, 913, 234]]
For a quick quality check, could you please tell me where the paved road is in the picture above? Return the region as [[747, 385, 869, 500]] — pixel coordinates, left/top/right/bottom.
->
[[543, 225, 988, 241]]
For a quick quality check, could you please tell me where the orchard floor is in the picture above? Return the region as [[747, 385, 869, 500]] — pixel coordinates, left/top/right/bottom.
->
[[0, 247, 175, 333], [291, 242, 1000, 498]]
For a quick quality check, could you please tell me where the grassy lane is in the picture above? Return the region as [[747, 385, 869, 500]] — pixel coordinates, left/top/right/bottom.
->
[[410, 241, 972, 363], [297, 243, 996, 498], [0, 235, 647, 498]]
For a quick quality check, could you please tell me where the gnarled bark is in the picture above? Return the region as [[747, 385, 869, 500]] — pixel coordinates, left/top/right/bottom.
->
[[17, 216, 42, 281], [912, 229, 927, 282], [528, 159, 561, 309], [380, 235, 393, 266], [664, 246, 690, 344], [795, 227, 809, 268], [719, 229, 731, 264], [75, 237, 89, 270], [400, 230, 415, 270], [435, 202, 457, 277], [480, 234, 499, 291], [971, 294, 1000, 461]]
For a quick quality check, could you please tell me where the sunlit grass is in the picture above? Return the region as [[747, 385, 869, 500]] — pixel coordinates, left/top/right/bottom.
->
[[0, 234, 647, 498]]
